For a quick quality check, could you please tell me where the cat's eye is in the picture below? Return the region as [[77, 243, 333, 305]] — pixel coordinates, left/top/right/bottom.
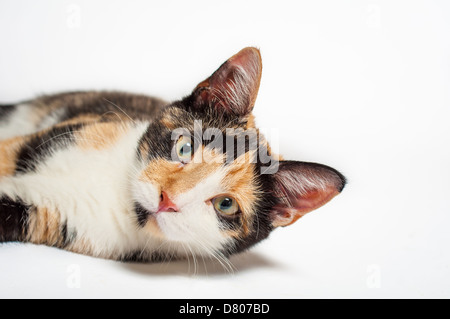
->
[[175, 135, 193, 163], [212, 195, 240, 216]]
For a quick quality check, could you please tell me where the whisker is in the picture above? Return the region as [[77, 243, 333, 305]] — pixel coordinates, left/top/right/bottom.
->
[[103, 98, 136, 125]]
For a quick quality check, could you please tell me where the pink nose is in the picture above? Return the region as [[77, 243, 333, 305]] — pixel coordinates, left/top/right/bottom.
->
[[157, 191, 179, 213]]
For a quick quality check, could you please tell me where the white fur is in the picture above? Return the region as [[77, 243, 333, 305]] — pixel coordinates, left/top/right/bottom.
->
[[0, 122, 158, 257], [0, 104, 37, 140], [132, 180, 160, 213], [157, 167, 232, 255], [36, 108, 66, 131], [132, 166, 233, 258]]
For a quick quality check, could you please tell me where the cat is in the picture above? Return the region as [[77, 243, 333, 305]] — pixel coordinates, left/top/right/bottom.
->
[[0, 47, 346, 263]]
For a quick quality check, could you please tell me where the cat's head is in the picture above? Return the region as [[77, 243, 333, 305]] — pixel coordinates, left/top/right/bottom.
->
[[133, 47, 346, 260]]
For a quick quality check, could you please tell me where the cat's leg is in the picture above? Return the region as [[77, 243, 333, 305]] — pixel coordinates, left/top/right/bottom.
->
[[0, 135, 35, 243], [0, 195, 30, 242], [0, 126, 89, 248], [0, 120, 150, 260], [0, 134, 70, 246], [0, 129, 97, 249], [0, 194, 70, 246], [0, 125, 95, 248]]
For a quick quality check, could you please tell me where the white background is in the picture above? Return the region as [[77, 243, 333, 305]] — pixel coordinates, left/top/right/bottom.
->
[[0, 0, 449, 299]]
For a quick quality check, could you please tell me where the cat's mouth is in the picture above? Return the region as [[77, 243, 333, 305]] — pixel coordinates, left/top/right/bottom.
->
[[134, 199, 181, 227], [134, 201, 186, 241]]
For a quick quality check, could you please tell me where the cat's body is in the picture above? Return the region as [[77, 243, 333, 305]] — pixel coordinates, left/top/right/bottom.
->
[[0, 91, 167, 140], [0, 48, 345, 263]]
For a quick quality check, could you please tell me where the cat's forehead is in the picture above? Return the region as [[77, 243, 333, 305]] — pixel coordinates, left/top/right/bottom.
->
[[160, 105, 246, 130], [158, 105, 274, 162], [159, 106, 193, 129]]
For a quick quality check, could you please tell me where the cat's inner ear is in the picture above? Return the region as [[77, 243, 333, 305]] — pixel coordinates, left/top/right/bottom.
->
[[193, 47, 262, 116], [270, 161, 346, 228]]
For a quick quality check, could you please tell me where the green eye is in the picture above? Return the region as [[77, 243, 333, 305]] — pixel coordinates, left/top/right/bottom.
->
[[176, 136, 193, 163], [212, 195, 240, 216]]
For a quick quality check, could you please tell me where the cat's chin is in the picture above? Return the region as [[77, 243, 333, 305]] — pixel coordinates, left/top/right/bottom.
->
[[135, 203, 181, 242], [142, 215, 167, 240]]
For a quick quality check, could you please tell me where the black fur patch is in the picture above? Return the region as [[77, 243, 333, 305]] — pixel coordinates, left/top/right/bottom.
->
[[140, 122, 174, 161], [221, 165, 277, 256], [119, 250, 174, 263], [0, 104, 15, 122], [43, 91, 167, 123], [217, 214, 242, 232], [134, 202, 151, 227], [14, 123, 83, 174], [138, 103, 250, 163], [60, 222, 77, 248], [0, 197, 30, 242]]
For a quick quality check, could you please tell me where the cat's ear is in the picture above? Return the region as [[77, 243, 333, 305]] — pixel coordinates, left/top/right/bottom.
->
[[192, 47, 262, 117], [270, 161, 346, 228]]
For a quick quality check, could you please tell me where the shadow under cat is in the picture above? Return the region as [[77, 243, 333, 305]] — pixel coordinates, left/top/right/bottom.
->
[[120, 250, 285, 277]]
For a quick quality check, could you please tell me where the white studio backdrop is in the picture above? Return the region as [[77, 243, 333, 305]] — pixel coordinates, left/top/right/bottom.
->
[[0, 0, 449, 298]]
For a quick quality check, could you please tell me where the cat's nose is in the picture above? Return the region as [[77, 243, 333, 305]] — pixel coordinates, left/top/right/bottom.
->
[[157, 191, 179, 213]]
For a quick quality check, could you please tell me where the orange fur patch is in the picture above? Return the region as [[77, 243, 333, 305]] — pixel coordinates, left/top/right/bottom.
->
[[55, 114, 102, 127], [144, 216, 165, 239], [221, 152, 259, 235], [160, 116, 177, 130], [26, 206, 64, 246], [222, 229, 242, 239], [0, 136, 27, 176], [75, 122, 128, 150], [246, 114, 256, 129], [159, 107, 186, 130], [140, 147, 259, 237], [68, 238, 96, 257], [139, 147, 224, 198]]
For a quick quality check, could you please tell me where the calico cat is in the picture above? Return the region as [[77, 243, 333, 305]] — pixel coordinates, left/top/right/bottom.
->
[[0, 47, 345, 263]]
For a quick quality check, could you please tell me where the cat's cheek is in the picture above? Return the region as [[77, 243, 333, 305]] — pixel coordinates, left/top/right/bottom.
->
[[132, 180, 160, 212], [155, 207, 230, 254], [155, 212, 204, 242]]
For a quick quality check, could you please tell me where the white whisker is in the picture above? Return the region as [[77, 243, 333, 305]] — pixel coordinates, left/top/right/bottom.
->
[[103, 98, 136, 125]]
